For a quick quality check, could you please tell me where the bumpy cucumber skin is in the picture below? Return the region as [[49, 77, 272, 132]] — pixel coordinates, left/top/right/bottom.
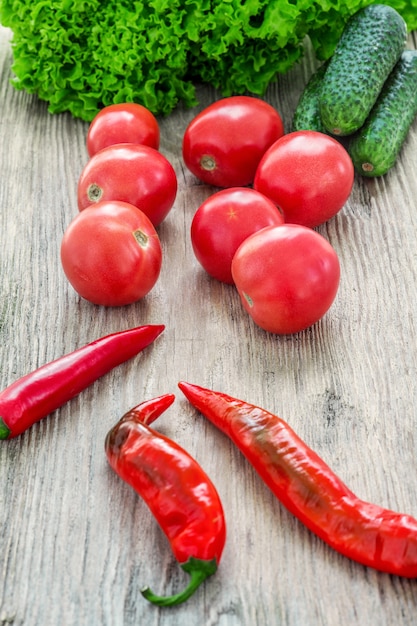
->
[[349, 50, 417, 177], [319, 4, 407, 136], [292, 63, 329, 133]]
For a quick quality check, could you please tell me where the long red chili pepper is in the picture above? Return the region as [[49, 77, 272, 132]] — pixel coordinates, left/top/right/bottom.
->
[[105, 394, 226, 606], [0, 324, 164, 439], [178, 381, 417, 578]]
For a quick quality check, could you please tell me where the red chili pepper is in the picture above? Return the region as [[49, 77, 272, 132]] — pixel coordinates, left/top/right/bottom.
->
[[0, 324, 164, 439], [104, 394, 226, 606], [178, 381, 417, 578]]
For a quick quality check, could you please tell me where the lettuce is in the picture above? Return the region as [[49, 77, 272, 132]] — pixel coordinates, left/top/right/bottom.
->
[[0, 0, 416, 121]]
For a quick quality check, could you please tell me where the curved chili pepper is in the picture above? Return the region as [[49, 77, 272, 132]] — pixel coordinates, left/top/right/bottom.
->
[[104, 394, 226, 606], [179, 381, 417, 578], [0, 324, 164, 439]]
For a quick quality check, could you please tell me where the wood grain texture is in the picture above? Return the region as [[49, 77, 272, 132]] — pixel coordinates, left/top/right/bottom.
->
[[1, 24, 417, 626]]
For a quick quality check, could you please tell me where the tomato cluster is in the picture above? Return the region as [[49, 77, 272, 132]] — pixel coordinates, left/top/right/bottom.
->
[[61, 104, 177, 307], [60, 95, 353, 333], [182, 96, 353, 334]]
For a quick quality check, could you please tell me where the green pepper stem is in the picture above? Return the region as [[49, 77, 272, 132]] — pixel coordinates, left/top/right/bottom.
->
[[0, 417, 10, 440], [141, 557, 217, 607]]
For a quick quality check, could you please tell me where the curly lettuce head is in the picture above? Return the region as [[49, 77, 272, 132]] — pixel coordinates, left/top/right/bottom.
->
[[0, 0, 198, 120], [0, 0, 416, 121]]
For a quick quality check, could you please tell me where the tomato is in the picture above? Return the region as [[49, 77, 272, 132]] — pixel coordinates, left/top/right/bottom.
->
[[231, 224, 340, 334], [77, 143, 177, 227], [61, 201, 162, 307], [253, 131, 354, 228], [190, 187, 284, 284], [86, 103, 160, 157], [182, 96, 284, 188]]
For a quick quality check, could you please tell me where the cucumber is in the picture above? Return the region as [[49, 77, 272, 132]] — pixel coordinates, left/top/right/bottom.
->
[[319, 4, 407, 136], [292, 62, 329, 133], [349, 50, 417, 177]]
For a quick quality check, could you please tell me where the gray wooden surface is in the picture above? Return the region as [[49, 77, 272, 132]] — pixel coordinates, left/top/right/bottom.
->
[[1, 23, 417, 626]]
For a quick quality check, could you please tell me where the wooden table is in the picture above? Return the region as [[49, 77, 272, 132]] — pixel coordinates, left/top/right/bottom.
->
[[1, 23, 417, 626]]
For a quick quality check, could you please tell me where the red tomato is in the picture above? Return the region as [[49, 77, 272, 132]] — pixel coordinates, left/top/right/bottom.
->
[[254, 131, 354, 228], [191, 187, 284, 284], [86, 103, 160, 157], [231, 224, 340, 334], [182, 96, 284, 187], [77, 143, 177, 227], [61, 201, 162, 307]]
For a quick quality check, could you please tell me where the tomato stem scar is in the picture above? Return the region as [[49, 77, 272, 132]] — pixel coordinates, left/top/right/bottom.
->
[[132, 229, 149, 247], [200, 155, 217, 171], [87, 183, 104, 203], [243, 292, 254, 307]]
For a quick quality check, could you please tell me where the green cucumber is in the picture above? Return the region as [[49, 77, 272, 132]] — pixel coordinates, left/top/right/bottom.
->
[[292, 62, 329, 133], [349, 50, 417, 177], [319, 4, 407, 136]]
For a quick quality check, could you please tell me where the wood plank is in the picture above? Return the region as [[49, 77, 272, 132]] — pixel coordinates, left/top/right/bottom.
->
[[1, 23, 417, 626]]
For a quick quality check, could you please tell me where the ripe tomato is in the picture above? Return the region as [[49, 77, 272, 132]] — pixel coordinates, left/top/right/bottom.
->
[[86, 103, 160, 157], [191, 187, 284, 284], [182, 96, 284, 187], [61, 201, 162, 307], [77, 143, 177, 227], [253, 131, 354, 228], [231, 224, 340, 334]]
